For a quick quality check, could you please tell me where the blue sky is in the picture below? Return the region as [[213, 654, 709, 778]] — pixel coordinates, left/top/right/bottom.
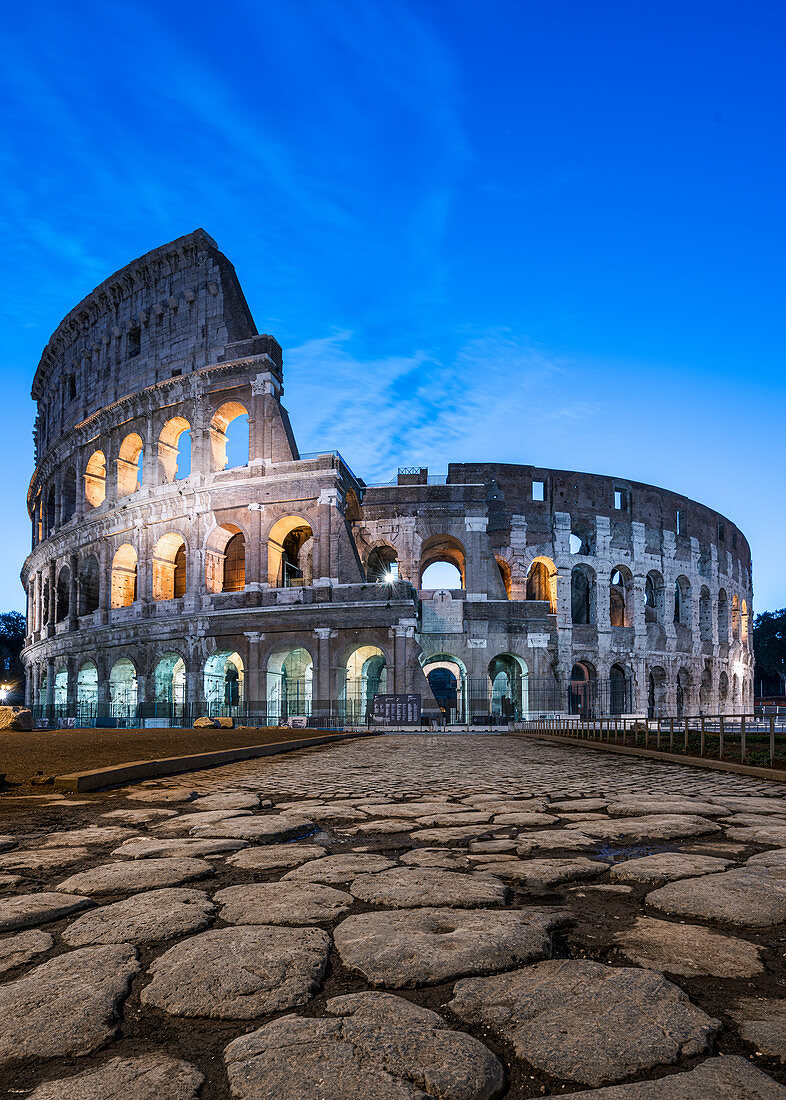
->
[[1, 0, 784, 612]]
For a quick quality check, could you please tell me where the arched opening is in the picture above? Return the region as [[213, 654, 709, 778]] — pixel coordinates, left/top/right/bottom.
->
[[117, 433, 144, 497], [422, 654, 467, 723], [645, 571, 664, 624], [571, 566, 596, 625], [676, 667, 692, 717], [152, 533, 187, 601], [495, 557, 512, 599], [204, 651, 244, 712], [205, 525, 246, 593], [340, 645, 387, 721], [38, 667, 47, 707], [78, 556, 100, 616], [609, 663, 629, 714], [110, 544, 137, 609], [700, 664, 712, 710], [76, 660, 98, 717], [419, 535, 466, 591], [731, 594, 740, 640], [268, 516, 313, 588], [84, 450, 106, 508], [699, 587, 712, 641], [569, 661, 597, 717], [647, 666, 667, 719], [266, 646, 313, 721], [732, 673, 740, 709], [46, 485, 56, 535], [610, 567, 632, 627], [61, 468, 77, 522], [366, 545, 399, 583], [488, 653, 528, 720], [570, 524, 595, 556], [718, 589, 729, 644], [741, 600, 749, 645], [210, 402, 249, 471], [719, 670, 729, 712], [674, 576, 692, 626], [526, 558, 557, 610], [154, 652, 187, 718], [56, 565, 70, 622], [41, 581, 49, 626], [109, 657, 138, 718], [158, 417, 192, 482], [54, 665, 68, 710]]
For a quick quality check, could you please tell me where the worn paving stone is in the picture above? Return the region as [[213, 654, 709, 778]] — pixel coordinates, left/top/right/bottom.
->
[[468, 839, 518, 854], [472, 857, 609, 890], [715, 797, 786, 814], [516, 829, 598, 854], [344, 819, 415, 836], [223, 990, 504, 1100], [491, 812, 559, 826], [549, 799, 608, 812], [37, 826, 137, 848], [0, 836, 18, 852], [284, 854, 399, 885], [728, 998, 786, 1062], [215, 882, 353, 925], [565, 815, 722, 842], [0, 873, 23, 888], [0, 930, 54, 975], [0, 848, 94, 873], [414, 812, 494, 827], [562, 1056, 786, 1098], [647, 866, 786, 927], [62, 888, 214, 946], [280, 804, 369, 824], [614, 916, 763, 978], [399, 849, 469, 870], [349, 868, 508, 908], [190, 814, 315, 841], [141, 925, 331, 1018], [608, 853, 733, 885], [191, 792, 260, 811], [57, 857, 214, 896], [125, 788, 197, 803], [101, 808, 178, 824], [0, 892, 92, 932], [606, 799, 730, 817], [29, 1053, 205, 1099], [747, 849, 786, 869], [449, 959, 719, 1087], [333, 907, 565, 987], [112, 837, 248, 860], [0, 944, 138, 1066], [410, 826, 501, 845], [152, 809, 252, 836], [359, 802, 468, 818], [225, 844, 329, 872], [727, 825, 786, 845]]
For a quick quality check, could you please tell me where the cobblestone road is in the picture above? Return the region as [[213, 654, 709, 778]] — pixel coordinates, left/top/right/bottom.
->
[[1, 733, 785, 1099]]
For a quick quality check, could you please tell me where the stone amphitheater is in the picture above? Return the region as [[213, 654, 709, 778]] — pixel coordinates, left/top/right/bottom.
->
[[20, 229, 754, 723]]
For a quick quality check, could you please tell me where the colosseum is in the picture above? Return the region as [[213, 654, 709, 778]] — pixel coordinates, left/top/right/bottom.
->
[[21, 229, 754, 726]]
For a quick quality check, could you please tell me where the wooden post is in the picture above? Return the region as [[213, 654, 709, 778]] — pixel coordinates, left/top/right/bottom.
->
[[740, 714, 746, 764], [684, 717, 689, 753], [719, 716, 724, 759], [770, 716, 776, 767]]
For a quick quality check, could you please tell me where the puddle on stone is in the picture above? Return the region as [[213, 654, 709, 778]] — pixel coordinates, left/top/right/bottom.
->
[[593, 841, 683, 864]]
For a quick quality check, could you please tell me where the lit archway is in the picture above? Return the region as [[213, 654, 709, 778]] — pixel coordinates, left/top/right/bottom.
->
[[340, 645, 387, 720], [76, 660, 98, 715], [84, 450, 106, 508], [422, 654, 468, 723], [53, 665, 68, 710], [154, 652, 186, 715], [158, 417, 191, 481], [610, 567, 632, 627], [205, 525, 245, 593], [268, 516, 313, 588], [109, 658, 137, 717], [152, 533, 187, 601], [210, 402, 249, 470], [266, 646, 313, 720], [366, 545, 399, 583], [117, 433, 144, 497], [526, 558, 557, 610], [110, 545, 137, 608], [204, 651, 244, 711], [488, 653, 528, 720], [419, 535, 466, 590]]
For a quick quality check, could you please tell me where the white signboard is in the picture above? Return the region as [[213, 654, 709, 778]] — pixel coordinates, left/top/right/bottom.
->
[[421, 590, 464, 634]]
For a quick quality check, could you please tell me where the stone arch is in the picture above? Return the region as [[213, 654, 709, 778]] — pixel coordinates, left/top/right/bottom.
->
[[495, 557, 512, 599], [117, 432, 144, 497], [488, 653, 529, 720], [338, 644, 388, 721], [110, 544, 137, 608], [674, 575, 692, 626], [699, 662, 713, 710], [699, 586, 712, 641], [647, 665, 668, 719], [266, 645, 314, 720], [158, 416, 191, 482], [741, 600, 749, 645], [422, 653, 468, 723], [609, 565, 633, 627], [210, 401, 249, 471], [366, 543, 399, 583], [152, 532, 187, 601], [78, 554, 100, 616], [268, 515, 314, 588], [76, 660, 98, 714], [56, 564, 70, 622], [569, 660, 597, 716], [571, 565, 596, 625], [719, 669, 729, 711], [84, 450, 106, 508], [204, 650, 244, 711], [45, 484, 56, 535], [676, 666, 692, 717], [645, 570, 665, 624], [109, 657, 138, 717], [718, 588, 729, 644], [526, 557, 557, 611], [731, 594, 740, 640], [153, 651, 187, 712], [419, 534, 466, 590], [205, 523, 246, 593], [53, 664, 68, 709]]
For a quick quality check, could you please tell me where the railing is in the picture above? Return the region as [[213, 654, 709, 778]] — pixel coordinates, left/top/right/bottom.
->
[[523, 713, 786, 769]]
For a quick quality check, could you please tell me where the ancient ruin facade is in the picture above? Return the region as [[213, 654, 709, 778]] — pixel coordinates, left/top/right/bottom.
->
[[21, 230, 754, 724]]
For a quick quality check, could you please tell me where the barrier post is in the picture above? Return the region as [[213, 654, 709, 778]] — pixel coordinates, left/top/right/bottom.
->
[[719, 716, 724, 759], [770, 716, 776, 767], [669, 718, 674, 752], [700, 716, 705, 756], [740, 715, 746, 764], [684, 717, 689, 753]]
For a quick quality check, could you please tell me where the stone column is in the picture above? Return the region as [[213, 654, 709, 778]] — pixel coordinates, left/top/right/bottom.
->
[[45, 657, 54, 707], [143, 414, 157, 489], [315, 488, 339, 585], [463, 517, 488, 600], [313, 628, 336, 719], [98, 539, 111, 620], [66, 656, 77, 713], [68, 551, 79, 630], [244, 632, 264, 717], [247, 504, 262, 588], [73, 451, 85, 520], [136, 526, 150, 609], [47, 561, 56, 632], [103, 437, 117, 507], [392, 620, 416, 693]]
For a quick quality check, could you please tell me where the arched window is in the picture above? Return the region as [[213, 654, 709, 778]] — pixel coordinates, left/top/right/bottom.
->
[[84, 450, 106, 507], [110, 544, 137, 608], [366, 545, 399, 583], [718, 589, 729, 644], [610, 567, 632, 627], [210, 402, 249, 470], [268, 516, 314, 588], [699, 586, 712, 641], [569, 662, 597, 716], [158, 417, 191, 482], [422, 655, 467, 723], [419, 535, 466, 591], [56, 565, 70, 622], [488, 653, 528, 719], [152, 533, 187, 601], [117, 433, 144, 497], [78, 555, 100, 616], [571, 566, 596, 624], [206, 525, 246, 593], [674, 576, 692, 626]]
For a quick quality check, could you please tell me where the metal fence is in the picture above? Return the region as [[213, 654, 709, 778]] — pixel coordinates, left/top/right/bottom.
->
[[524, 713, 786, 769]]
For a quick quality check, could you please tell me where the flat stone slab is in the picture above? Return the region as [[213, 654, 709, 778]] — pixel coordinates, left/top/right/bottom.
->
[[608, 853, 733, 885], [215, 882, 353, 924], [38, 826, 137, 848], [359, 802, 470, 818], [0, 930, 54, 975], [563, 1055, 786, 1098], [101, 808, 178, 824], [449, 959, 719, 1087], [333, 907, 565, 987], [125, 787, 197, 803], [549, 799, 608, 812], [191, 815, 314, 841], [141, 925, 330, 1018], [0, 944, 138, 1066], [0, 836, 18, 852], [566, 815, 722, 841], [62, 888, 214, 946], [284, 854, 399, 885], [747, 849, 786, 869], [399, 849, 470, 870], [468, 840, 518, 854], [225, 844, 329, 872], [413, 812, 495, 826], [647, 867, 786, 927], [153, 809, 252, 835], [0, 873, 23, 888], [606, 799, 729, 817], [347, 819, 415, 836], [0, 892, 92, 932], [614, 916, 763, 978], [349, 868, 508, 908], [729, 998, 786, 1062], [516, 830, 598, 854], [410, 826, 500, 845], [113, 837, 248, 860], [57, 857, 214, 896], [716, 797, 786, 814], [473, 857, 609, 890], [223, 990, 504, 1100], [727, 825, 786, 845], [0, 848, 94, 873], [192, 792, 261, 811], [29, 1053, 205, 1099]]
